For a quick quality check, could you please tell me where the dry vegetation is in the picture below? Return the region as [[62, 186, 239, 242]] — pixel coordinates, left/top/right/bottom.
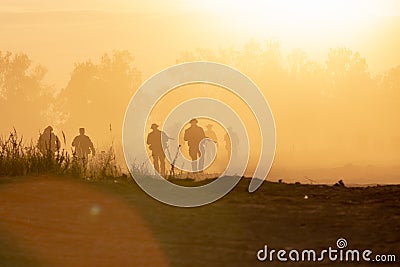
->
[[0, 129, 122, 180]]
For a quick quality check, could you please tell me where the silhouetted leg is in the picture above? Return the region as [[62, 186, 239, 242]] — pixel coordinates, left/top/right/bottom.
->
[[191, 161, 197, 172], [159, 155, 166, 176], [82, 156, 88, 177], [153, 155, 160, 174], [199, 144, 205, 172], [189, 148, 198, 172]]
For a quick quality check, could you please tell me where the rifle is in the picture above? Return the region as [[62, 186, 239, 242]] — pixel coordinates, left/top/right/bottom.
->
[[168, 145, 181, 179]]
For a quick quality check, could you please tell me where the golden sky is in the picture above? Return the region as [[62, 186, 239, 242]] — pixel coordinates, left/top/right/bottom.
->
[[1, 0, 400, 88]]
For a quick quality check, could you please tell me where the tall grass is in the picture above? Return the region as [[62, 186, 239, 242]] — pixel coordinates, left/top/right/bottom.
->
[[0, 129, 121, 180]]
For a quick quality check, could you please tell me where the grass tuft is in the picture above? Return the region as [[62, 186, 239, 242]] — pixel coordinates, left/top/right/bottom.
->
[[0, 129, 122, 180]]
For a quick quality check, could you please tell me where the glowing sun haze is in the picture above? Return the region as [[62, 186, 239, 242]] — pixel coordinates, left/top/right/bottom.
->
[[1, 0, 399, 86], [192, 0, 396, 36]]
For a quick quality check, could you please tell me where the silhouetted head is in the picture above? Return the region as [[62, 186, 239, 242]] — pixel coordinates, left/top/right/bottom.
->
[[206, 124, 213, 129], [79, 128, 85, 135], [151, 123, 159, 130], [44, 126, 53, 133], [189, 118, 198, 125]]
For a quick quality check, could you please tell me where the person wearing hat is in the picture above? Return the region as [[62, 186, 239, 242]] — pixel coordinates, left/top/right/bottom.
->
[[184, 118, 206, 172], [147, 123, 172, 176], [38, 125, 61, 155], [72, 127, 96, 161]]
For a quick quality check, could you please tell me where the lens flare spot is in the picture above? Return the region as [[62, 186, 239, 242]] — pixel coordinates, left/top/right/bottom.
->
[[90, 205, 101, 216]]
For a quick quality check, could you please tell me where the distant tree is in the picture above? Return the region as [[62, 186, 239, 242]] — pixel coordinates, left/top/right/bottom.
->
[[0, 51, 54, 136], [57, 51, 141, 143], [177, 40, 285, 86], [377, 65, 400, 125], [176, 48, 217, 63], [325, 47, 371, 91], [380, 65, 400, 94], [288, 49, 308, 78]]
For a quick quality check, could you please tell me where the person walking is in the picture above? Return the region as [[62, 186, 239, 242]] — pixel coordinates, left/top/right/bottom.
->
[[184, 118, 206, 172], [38, 126, 60, 155], [72, 128, 96, 162], [147, 123, 172, 176]]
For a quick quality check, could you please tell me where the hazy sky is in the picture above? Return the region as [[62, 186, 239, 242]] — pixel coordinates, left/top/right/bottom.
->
[[1, 0, 400, 88]]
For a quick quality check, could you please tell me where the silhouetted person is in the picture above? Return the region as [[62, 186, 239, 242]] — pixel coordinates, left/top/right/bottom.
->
[[72, 128, 95, 161], [38, 126, 60, 155], [184, 118, 206, 172], [204, 124, 218, 167], [224, 127, 239, 157], [205, 124, 218, 146], [147, 123, 172, 176]]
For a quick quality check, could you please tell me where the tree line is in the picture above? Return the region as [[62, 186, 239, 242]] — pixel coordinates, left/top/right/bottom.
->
[[1, 41, 399, 167]]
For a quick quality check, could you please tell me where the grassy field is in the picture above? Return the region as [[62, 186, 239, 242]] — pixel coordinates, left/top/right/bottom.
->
[[0, 175, 399, 266]]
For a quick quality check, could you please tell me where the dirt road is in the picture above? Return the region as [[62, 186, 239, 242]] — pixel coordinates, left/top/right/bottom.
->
[[0, 176, 399, 266]]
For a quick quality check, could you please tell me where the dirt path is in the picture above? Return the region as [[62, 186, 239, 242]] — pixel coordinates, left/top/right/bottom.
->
[[0, 176, 168, 267], [0, 176, 399, 266]]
